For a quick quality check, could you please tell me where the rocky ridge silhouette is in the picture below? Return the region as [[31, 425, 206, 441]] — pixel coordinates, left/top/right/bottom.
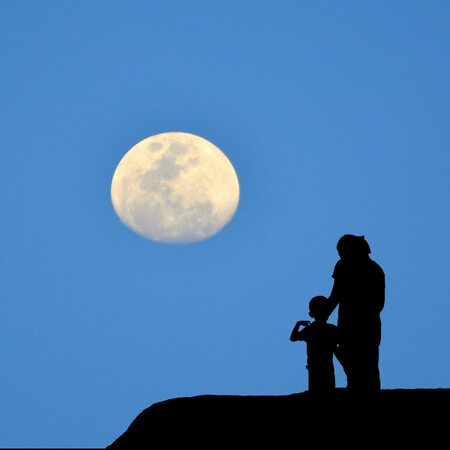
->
[[107, 388, 448, 448]]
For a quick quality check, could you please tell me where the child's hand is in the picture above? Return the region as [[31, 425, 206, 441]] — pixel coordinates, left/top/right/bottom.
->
[[297, 320, 311, 327]]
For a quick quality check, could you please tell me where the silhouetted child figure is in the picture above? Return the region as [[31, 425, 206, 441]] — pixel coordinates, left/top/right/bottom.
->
[[290, 296, 339, 392]]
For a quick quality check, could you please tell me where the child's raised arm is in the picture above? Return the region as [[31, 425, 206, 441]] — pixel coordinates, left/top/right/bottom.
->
[[290, 321, 310, 342]]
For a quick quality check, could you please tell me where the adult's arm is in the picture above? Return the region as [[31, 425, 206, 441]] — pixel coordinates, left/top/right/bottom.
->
[[327, 278, 341, 316], [376, 284, 385, 313]]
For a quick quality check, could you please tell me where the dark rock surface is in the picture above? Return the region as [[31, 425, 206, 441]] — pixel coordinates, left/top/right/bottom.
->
[[107, 388, 449, 448]]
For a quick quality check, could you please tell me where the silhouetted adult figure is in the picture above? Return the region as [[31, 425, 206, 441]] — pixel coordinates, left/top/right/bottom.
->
[[327, 235, 385, 391]]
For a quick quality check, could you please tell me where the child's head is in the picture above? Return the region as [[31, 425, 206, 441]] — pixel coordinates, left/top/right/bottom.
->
[[308, 296, 330, 322]]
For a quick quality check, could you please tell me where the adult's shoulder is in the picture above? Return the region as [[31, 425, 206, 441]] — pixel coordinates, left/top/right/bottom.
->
[[369, 258, 385, 274], [369, 258, 385, 284], [331, 259, 344, 279]]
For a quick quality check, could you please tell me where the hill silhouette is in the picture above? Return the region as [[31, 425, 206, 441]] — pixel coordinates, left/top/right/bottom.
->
[[107, 388, 448, 448]]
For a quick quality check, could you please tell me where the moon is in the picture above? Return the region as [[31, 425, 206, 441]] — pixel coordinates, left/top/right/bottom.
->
[[111, 132, 240, 243]]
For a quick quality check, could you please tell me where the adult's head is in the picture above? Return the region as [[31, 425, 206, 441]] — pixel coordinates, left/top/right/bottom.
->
[[337, 234, 371, 260]]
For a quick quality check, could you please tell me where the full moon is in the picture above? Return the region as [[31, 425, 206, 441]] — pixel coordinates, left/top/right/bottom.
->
[[111, 132, 240, 243]]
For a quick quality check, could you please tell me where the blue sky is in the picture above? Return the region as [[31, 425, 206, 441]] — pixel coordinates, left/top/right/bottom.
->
[[1, 1, 449, 447]]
